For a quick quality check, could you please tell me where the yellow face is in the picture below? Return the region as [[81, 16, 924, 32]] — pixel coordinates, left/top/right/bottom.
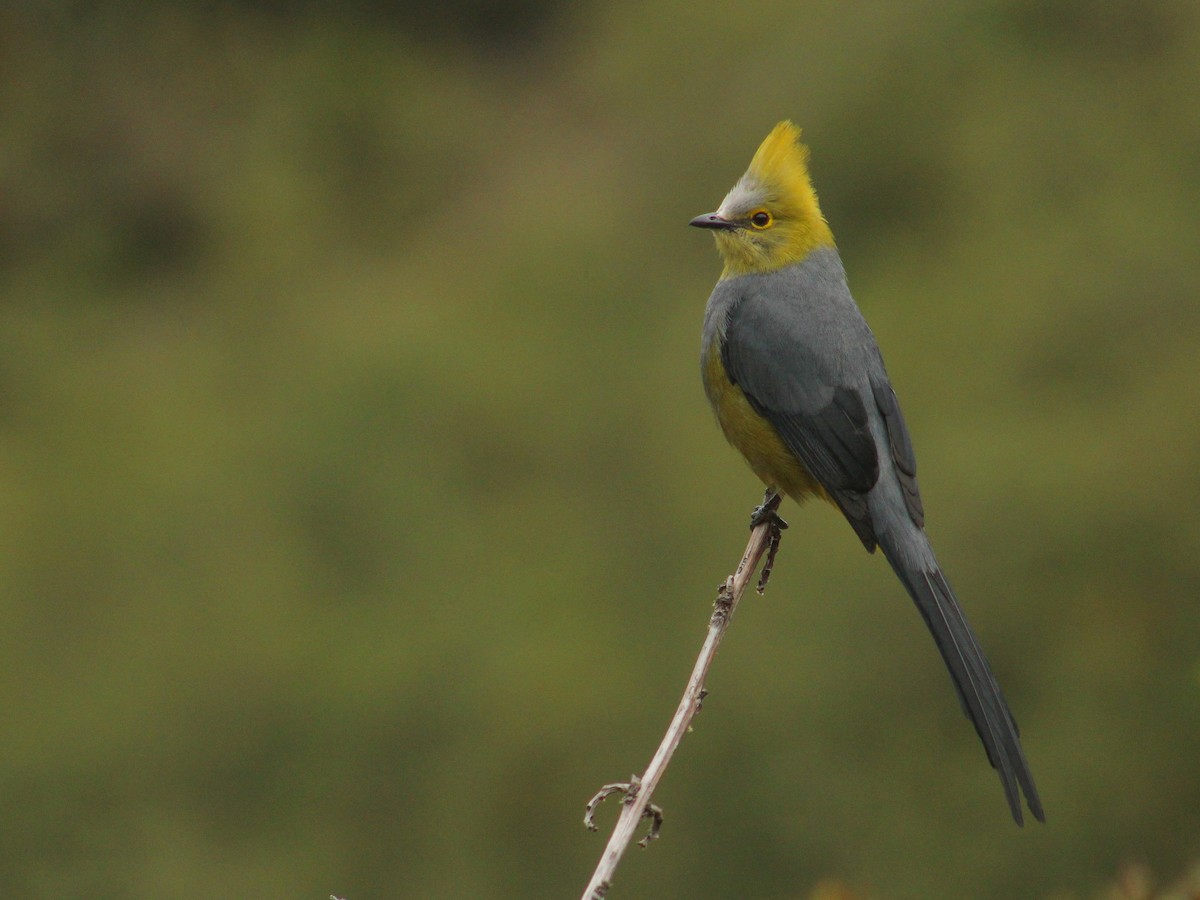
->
[[711, 189, 815, 277], [690, 121, 835, 278]]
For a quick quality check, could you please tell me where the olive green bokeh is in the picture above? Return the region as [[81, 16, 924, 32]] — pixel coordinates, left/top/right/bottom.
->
[[1, 2, 1198, 897]]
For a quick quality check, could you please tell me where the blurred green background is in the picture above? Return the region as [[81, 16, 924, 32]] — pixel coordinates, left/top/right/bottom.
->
[[2, 1, 1198, 897]]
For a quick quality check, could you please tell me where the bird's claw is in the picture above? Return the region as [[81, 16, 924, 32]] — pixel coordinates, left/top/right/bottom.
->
[[750, 490, 787, 594], [749, 490, 787, 531]]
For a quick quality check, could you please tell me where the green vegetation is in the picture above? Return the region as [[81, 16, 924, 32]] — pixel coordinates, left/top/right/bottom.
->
[[1, 1, 1198, 896]]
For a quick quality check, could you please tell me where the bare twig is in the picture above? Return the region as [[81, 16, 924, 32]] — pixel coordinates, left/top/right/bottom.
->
[[580, 505, 783, 899]]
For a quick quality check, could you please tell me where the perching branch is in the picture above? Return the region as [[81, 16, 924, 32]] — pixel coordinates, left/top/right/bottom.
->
[[580, 492, 785, 900]]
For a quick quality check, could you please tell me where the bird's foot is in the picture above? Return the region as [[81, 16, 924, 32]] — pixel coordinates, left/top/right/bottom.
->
[[749, 490, 787, 594], [749, 489, 787, 531]]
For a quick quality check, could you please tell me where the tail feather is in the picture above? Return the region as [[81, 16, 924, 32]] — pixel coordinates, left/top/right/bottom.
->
[[880, 535, 1044, 825]]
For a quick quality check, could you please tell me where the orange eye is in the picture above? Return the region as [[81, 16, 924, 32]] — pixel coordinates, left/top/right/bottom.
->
[[750, 210, 772, 228]]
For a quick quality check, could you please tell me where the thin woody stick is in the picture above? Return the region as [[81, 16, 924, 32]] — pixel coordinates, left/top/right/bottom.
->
[[580, 494, 784, 899]]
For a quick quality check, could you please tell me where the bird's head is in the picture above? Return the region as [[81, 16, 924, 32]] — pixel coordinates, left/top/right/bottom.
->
[[690, 121, 834, 279]]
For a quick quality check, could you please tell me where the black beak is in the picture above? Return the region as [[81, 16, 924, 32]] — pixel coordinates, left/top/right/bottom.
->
[[689, 212, 736, 230]]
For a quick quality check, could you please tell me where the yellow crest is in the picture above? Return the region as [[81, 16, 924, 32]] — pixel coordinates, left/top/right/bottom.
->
[[746, 120, 813, 200]]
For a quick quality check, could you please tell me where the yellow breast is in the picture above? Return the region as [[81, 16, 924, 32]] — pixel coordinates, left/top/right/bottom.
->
[[702, 341, 831, 506]]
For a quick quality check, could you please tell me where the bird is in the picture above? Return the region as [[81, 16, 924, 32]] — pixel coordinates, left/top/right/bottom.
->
[[691, 120, 1043, 826]]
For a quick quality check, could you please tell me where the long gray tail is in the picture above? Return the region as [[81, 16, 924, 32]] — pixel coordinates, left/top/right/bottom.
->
[[878, 531, 1044, 825]]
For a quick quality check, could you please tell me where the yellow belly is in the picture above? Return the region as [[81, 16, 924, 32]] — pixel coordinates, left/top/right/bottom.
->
[[703, 342, 832, 506]]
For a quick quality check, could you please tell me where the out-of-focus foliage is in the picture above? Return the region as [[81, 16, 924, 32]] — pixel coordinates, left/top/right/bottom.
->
[[811, 860, 1200, 900], [1, 1, 1198, 897], [1081, 860, 1200, 900]]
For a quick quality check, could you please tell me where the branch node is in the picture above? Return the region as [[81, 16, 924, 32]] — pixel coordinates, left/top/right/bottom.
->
[[583, 778, 663, 847], [713, 577, 735, 625], [621, 774, 642, 804]]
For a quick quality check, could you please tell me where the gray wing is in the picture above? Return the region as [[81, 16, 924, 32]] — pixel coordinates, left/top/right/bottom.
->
[[870, 374, 923, 526], [719, 251, 922, 548]]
